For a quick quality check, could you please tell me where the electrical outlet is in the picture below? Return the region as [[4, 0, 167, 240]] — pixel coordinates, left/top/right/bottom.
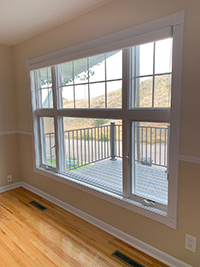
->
[[7, 175, 12, 182], [185, 234, 197, 253]]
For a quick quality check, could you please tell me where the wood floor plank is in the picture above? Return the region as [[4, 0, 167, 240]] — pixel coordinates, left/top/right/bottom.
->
[[0, 187, 168, 267], [6, 192, 119, 266], [0, 210, 56, 267], [7, 190, 123, 266]]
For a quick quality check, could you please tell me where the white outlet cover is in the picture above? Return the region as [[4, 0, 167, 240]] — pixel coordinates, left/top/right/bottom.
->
[[7, 175, 12, 182], [185, 234, 197, 253]]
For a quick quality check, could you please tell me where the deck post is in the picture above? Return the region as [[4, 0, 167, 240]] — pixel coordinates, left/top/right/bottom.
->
[[110, 122, 116, 160]]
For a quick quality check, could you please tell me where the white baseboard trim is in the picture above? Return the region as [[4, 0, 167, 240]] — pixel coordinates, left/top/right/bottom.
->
[[0, 182, 23, 193], [17, 182, 190, 267]]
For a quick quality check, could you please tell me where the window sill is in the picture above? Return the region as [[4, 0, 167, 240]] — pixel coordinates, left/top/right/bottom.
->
[[34, 167, 176, 229]]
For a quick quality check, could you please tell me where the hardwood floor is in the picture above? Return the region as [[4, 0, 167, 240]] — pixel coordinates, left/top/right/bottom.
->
[[0, 187, 168, 267]]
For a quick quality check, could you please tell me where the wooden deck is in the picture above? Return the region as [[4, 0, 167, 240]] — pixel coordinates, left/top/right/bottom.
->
[[75, 158, 168, 204]]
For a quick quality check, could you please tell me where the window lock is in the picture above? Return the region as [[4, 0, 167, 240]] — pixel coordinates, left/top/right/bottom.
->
[[142, 198, 155, 207]]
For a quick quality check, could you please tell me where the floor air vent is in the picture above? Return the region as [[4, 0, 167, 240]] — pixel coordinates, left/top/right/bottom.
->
[[29, 201, 47, 211], [112, 250, 144, 267]]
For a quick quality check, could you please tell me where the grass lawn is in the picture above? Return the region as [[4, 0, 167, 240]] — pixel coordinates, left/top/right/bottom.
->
[[46, 158, 90, 171]]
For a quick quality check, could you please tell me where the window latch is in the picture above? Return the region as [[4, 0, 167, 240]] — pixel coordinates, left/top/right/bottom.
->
[[45, 165, 53, 170], [125, 154, 129, 164], [167, 172, 169, 181], [142, 198, 155, 207]]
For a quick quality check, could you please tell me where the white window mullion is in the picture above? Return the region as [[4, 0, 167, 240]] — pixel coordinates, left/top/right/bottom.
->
[[135, 46, 140, 108], [87, 58, 90, 109], [55, 65, 62, 110], [131, 122, 136, 194], [105, 54, 107, 109], [47, 68, 50, 108], [127, 109, 170, 122], [72, 61, 75, 108], [130, 47, 135, 109], [56, 116, 65, 172], [122, 49, 131, 198], [39, 116, 46, 166], [34, 70, 41, 109], [33, 70, 46, 168], [152, 42, 156, 108], [55, 65, 66, 172], [52, 66, 64, 173], [167, 23, 184, 228], [30, 71, 41, 168]]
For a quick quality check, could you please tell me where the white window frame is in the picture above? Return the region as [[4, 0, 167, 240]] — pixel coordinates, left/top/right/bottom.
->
[[28, 11, 184, 229]]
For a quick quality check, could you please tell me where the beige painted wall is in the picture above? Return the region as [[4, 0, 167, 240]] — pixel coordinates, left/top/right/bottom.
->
[[0, 45, 17, 131], [0, 134, 21, 186], [14, 1, 200, 266], [0, 45, 20, 186]]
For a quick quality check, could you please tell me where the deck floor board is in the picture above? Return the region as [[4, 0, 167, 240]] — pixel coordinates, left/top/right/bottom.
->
[[75, 159, 168, 204]]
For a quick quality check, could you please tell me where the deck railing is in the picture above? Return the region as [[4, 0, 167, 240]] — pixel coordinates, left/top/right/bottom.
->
[[134, 124, 170, 171], [44, 123, 169, 171], [44, 132, 55, 167], [64, 123, 122, 169]]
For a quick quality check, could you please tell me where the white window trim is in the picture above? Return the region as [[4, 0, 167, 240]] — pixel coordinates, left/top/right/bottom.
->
[[28, 11, 184, 229]]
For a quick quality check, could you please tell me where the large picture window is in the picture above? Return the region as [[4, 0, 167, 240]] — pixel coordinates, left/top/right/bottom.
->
[[29, 12, 184, 228]]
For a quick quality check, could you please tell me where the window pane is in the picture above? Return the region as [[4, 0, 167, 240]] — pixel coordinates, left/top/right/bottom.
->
[[134, 42, 154, 76], [39, 67, 52, 88], [131, 38, 173, 109], [41, 117, 56, 167], [63, 117, 123, 194], [74, 58, 88, 84], [38, 67, 53, 108], [60, 62, 73, 86], [106, 50, 122, 80], [75, 85, 88, 108], [134, 77, 153, 108], [40, 88, 53, 108], [41, 89, 48, 108], [62, 86, 74, 108], [90, 83, 105, 108], [132, 122, 169, 205], [155, 38, 172, 74], [89, 54, 105, 82], [154, 74, 171, 108], [107, 80, 122, 108]]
